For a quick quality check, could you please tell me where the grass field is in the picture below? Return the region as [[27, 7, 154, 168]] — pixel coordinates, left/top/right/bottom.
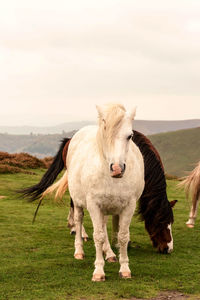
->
[[0, 170, 200, 300]]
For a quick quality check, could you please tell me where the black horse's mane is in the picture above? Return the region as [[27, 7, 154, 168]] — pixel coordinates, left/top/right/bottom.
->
[[133, 130, 174, 235]]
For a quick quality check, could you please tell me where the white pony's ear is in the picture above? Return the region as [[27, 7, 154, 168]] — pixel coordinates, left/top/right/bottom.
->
[[96, 105, 106, 129], [96, 105, 104, 119], [129, 106, 137, 120]]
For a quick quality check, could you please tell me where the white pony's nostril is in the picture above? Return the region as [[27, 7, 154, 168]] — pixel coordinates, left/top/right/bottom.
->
[[110, 163, 123, 177], [119, 163, 126, 173]]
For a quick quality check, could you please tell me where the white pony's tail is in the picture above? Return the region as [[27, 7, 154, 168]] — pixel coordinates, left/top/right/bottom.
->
[[42, 170, 68, 201], [178, 162, 200, 214]]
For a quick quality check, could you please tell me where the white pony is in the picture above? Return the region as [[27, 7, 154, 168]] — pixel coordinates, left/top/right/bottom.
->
[[43, 103, 144, 281], [179, 162, 200, 228]]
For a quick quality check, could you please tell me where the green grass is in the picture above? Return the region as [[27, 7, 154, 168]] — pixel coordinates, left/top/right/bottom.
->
[[0, 170, 200, 300], [149, 127, 200, 177]]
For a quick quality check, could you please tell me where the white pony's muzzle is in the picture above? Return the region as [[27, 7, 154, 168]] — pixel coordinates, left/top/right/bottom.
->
[[110, 163, 126, 178]]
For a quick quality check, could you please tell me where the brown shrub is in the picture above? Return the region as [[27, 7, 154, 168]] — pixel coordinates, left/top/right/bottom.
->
[[0, 152, 47, 174], [0, 152, 15, 160], [0, 163, 22, 174], [42, 156, 54, 168]]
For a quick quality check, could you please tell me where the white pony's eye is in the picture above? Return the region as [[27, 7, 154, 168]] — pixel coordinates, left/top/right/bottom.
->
[[127, 133, 133, 140]]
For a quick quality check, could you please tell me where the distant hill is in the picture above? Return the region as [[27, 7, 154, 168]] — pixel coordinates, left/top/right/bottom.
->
[[0, 119, 199, 135], [0, 121, 94, 135], [148, 127, 200, 177], [0, 126, 199, 176], [0, 131, 76, 158], [134, 119, 200, 135]]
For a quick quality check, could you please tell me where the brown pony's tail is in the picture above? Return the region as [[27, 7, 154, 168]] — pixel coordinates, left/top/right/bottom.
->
[[178, 162, 200, 214]]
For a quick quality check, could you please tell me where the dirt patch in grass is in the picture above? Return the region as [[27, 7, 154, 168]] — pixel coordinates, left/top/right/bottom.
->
[[130, 291, 199, 300]]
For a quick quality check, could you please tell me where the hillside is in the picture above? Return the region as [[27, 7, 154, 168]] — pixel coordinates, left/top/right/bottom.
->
[[0, 119, 199, 135], [148, 127, 200, 177], [134, 119, 200, 135]]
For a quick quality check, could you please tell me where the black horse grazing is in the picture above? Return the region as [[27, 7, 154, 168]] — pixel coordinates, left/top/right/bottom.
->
[[19, 131, 177, 253]]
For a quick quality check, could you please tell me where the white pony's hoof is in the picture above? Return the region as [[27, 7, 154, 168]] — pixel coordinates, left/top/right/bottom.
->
[[186, 224, 194, 228], [92, 274, 105, 282], [74, 253, 84, 260], [106, 256, 117, 263], [119, 272, 131, 279]]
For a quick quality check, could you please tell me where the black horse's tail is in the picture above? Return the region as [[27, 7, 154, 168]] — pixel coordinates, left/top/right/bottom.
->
[[18, 138, 70, 202]]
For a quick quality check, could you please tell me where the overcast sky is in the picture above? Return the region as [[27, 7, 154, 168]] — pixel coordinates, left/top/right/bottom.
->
[[0, 0, 200, 126]]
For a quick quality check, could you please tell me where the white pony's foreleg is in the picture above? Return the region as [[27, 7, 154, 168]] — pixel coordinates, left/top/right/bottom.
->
[[74, 206, 84, 260], [186, 198, 199, 228], [87, 205, 105, 281], [118, 205, 135, 278], [102, 216, 117, 262], [112, 215, 131, 248]]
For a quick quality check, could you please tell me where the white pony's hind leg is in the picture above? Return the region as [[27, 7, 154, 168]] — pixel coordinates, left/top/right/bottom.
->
[[74, 206, 84, 260], [67, 204, 89, 240], [118, 205, 135, 279], [67, 206, 76, 234], [82, 224, 89, 241], [102, 216, 117, 262], [87, 205, 105, 282], [186, 198, 199, 228]]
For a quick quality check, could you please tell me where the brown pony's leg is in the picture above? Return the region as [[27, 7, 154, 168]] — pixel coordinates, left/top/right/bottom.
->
[[186, 197, 199, 228], [112, 215, 119, 247]]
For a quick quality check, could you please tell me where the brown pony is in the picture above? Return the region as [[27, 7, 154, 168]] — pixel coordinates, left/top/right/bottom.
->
[[179, 162, 200, 228], [19, 130, 177, 253], [132, 131, 177, 253]]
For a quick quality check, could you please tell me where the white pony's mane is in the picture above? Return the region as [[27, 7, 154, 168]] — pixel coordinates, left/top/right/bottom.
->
[[97, 103, 127, 148]]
